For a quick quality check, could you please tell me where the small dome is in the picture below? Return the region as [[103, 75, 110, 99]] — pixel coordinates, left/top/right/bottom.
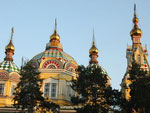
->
[[50, 30, 60, 41], [0, 60, 19, 73], [133, 16, 139, 23], [130, 27, 142, 37], [89, 44, 98, 55], [5, 40, 15, 51]]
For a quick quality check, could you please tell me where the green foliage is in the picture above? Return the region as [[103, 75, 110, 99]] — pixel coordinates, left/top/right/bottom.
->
[[13, 61, 59, 113], [39, 98, 60, 113], [71, 65, 112, 113], [129, 60, 147, 80], [108, 89, 122, 112]]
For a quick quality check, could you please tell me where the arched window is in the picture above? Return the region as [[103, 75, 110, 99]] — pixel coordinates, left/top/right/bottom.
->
[[47, 65, 56, 69]]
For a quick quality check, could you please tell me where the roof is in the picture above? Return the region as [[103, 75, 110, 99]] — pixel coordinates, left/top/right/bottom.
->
[[0, 60, 19, 73], [31, 48, 76, 67]]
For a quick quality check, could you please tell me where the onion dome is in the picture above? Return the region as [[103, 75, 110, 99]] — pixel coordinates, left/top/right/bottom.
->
[[89, 43, 98, 56], [5, 39, 15, 52], [130, 4, 142, 37], [50, 29, 60, 42], [130, 28, 142, 37]]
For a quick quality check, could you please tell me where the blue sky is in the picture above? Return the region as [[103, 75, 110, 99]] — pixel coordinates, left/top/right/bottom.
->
[[0, 0, 150, 89]]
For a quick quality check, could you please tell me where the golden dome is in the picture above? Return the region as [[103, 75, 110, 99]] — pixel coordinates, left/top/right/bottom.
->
[[89, 44, 98, 55], [130, 27, 142, 37], [5, 39, 15, 51], [50, 29, 60, 41]]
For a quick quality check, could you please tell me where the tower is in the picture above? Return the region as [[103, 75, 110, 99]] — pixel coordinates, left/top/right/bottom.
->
[[121, 4, 149, 100], [0, 28, 20, 106], [88, 31, 110, 84]]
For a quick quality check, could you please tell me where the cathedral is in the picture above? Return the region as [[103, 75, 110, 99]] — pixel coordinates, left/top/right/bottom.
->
[[0, 4, 149, 113]]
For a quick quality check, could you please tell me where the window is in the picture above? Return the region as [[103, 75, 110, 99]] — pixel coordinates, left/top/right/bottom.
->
[[0, 84, 4, 95], [48, 65, 56, 69], [44, 83, 57, 98], [66, 82, 75, 101], [51, 83, 57, 98], [66, 85, 71, 100], [44, 83, 50, 97]]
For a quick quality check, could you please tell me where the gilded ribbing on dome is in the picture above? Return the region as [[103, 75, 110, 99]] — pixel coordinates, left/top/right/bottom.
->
[[89, 30, 98, 56], [5, 27, 15, 52], [130, 4, 142, 37], [50, 19, 60, 42]]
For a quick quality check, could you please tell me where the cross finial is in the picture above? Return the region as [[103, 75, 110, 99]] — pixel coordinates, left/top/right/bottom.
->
[[11, 27, 14, 40], [134, 4, 136, 16], [92, 28, 96, 45], [55, 18, 57, 30]]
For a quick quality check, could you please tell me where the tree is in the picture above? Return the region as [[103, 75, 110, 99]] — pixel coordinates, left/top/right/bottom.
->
[[71, 65, 112, 113], [126, 59, 150, 113], [13, 61, 59, 113], [108, 89, 122, 112]]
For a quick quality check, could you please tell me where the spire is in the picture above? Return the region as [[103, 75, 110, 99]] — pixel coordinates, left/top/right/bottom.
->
[[5, 27, 15, 61], [55, 18, 57, 31], [132, 4, 139, 25], [11, 27, 14, 41], [89, 30, 99, 64], [134, 4, 136, 17], [92, 29, 96, 46], [130, 4, 142, 44]]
